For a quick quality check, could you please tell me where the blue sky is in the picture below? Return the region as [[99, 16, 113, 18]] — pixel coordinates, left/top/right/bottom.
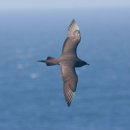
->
[[0, 0, 130, 10]]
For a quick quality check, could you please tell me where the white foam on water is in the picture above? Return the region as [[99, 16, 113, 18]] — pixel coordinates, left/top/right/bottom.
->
[[30, 73, 38, 78], [17, 64, 23, 69]]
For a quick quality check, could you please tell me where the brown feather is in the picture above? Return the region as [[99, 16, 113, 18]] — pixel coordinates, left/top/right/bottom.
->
[[60, 66, 77, 106]]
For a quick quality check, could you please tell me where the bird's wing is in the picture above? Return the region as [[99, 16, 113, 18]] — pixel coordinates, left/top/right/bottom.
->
[[60, 65, 78, 106], [62, 19, 81, 55]]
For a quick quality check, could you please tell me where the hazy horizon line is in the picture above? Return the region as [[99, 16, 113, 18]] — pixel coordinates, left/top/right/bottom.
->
[[0, 6, 130, 11]]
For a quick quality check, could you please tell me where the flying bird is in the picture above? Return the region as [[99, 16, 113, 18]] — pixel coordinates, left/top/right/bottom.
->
[[38, 19, 89, 107]]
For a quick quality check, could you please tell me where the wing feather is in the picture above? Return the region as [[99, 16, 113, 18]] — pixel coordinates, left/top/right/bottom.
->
[[62, 19, 81, 55], [67, 19, 79, 37], [60, 66, 78, 106]]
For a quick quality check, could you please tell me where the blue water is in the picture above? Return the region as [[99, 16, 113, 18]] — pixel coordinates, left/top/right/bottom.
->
[[0, 8, 130, 130]]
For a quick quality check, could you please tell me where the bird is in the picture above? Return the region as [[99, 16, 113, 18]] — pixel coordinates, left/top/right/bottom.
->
[[38, 19, 89, 107]]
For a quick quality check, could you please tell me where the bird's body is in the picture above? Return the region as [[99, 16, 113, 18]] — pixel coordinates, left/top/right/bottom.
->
[[38, 19, 89, 107]]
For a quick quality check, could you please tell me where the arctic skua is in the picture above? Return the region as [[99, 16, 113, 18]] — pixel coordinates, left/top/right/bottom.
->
[[38, 19, 89, 107]]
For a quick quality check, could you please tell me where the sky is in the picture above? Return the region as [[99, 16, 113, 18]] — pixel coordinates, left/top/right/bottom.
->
[[0, 0, 130, 10]]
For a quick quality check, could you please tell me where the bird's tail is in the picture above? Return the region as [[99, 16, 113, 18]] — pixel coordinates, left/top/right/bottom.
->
[[38, 57, 59, 66]]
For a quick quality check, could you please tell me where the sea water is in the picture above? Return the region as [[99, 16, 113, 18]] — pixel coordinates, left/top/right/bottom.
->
[[0, 8, 130, 130]]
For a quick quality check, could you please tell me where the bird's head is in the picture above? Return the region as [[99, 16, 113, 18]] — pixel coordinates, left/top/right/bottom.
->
[[76, 60, 90, 67], [82, 61, 90, 66]]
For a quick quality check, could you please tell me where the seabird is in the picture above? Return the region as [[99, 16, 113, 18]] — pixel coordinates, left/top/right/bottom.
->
[[38, 19, 89, 107]]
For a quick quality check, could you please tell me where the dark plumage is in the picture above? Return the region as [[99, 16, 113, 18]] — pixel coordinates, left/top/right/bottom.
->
[[38, 19, 89, 107]]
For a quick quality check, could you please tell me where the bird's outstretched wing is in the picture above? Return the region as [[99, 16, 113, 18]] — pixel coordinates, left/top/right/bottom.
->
[[60, 65, 78, 106], [62, 19, 81, 55]]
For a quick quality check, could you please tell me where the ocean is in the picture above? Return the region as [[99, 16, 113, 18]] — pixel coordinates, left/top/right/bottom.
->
[[0, 8, 130, 130]]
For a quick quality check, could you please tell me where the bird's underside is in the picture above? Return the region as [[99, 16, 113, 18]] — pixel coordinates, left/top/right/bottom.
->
[[38, 19, 89, 107], [59, 19, 80, 107]]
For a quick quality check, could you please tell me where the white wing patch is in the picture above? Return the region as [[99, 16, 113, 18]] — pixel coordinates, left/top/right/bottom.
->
[[66, 87, 75, 106], [63, 81, 76, 107], [67, 19, 79, 37]]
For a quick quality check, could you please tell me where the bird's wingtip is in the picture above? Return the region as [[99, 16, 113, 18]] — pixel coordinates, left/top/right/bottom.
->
[[67, 103, 71, 107], [67, 19, 79, 37], [72, 19, 75, 22]]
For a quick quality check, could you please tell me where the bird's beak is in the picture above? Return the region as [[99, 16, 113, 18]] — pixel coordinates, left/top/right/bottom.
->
[[86, 63, 90, 65]]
